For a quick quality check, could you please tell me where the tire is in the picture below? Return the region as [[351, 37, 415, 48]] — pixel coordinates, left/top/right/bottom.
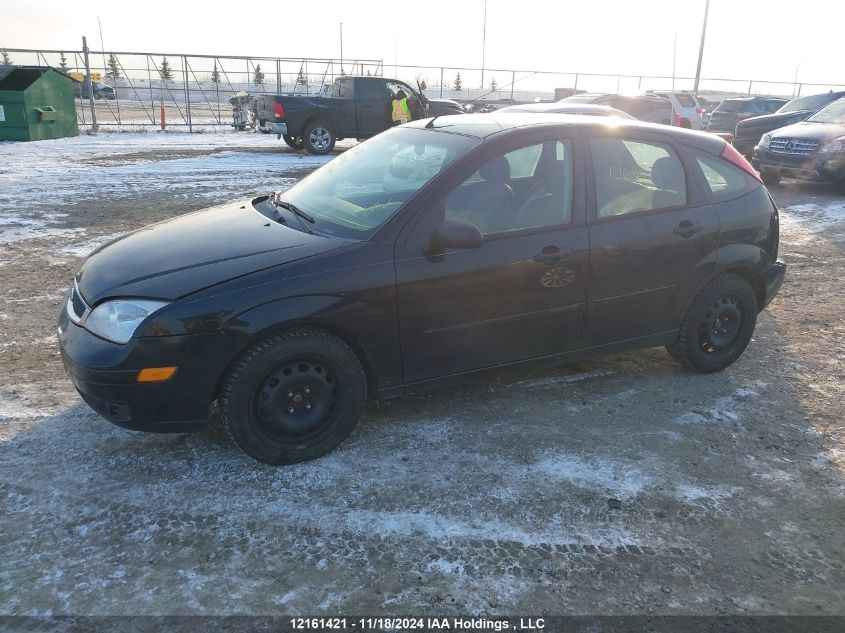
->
[[666, 274, 758, 373], [302, 120, 336, 155], [220, 328, 367, 465], [282, 134, 304, 150], [761, 172, 781, 187]]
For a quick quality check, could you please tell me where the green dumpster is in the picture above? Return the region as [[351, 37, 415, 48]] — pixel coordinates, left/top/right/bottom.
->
[[0, 65, 79, 141]]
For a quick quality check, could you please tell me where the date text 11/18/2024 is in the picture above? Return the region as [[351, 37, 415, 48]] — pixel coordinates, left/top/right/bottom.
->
[[289, 617, 546, 630]]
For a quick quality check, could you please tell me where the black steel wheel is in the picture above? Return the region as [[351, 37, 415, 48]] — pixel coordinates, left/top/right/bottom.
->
[[667, 274, 758, 373], [221, 328, 367, 464], [282, 134, 304, 150]]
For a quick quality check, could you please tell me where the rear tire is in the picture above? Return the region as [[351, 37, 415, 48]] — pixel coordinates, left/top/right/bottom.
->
[[302, 121, 336, 155], [761, 172, 781, 187], [220, 328, 367, 464], [282, 134, 304, 150], [667, 274, 758, 373]]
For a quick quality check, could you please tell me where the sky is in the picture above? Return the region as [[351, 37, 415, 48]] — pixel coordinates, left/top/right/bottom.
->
[[1, 0, 843, 94]]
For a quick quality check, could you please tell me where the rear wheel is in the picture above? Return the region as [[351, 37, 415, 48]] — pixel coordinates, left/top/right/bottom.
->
[[667, 274, 758, 373], [302, 121, 336, 155], [282, 134, 304, 150], [220, 328, 367, 464], [761, 172, 781, 187]]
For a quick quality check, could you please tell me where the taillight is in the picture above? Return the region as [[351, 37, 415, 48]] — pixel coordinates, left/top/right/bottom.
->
[[721, 142, 762, 182], [736, 112, 753, 121], [696, 107, 705, 114], [274, 102, 285, 119]]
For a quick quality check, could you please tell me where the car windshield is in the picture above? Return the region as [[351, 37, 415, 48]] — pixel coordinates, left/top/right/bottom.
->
[[779, 93, 836, 114], [807, 99, 845, 124], [714, 100, 747, 113], [280, 127, 480, 239]]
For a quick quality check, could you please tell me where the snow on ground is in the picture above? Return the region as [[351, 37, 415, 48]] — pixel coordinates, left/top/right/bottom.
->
[[0, 131, 343, 249], [779, 200, 845, 244]]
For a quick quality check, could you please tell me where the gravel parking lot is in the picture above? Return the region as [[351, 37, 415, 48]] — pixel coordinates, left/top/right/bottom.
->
[[0, 131, 843, 616]]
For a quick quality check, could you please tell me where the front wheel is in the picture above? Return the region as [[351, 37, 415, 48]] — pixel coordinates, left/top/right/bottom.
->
[[302, 121, 336, 155], [282, 134, 304, 150], [667, 274, 758, 373], [220, 328, 367, 464]]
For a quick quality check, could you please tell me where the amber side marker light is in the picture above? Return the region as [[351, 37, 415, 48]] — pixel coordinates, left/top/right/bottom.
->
[[137, 367, 178, 383]]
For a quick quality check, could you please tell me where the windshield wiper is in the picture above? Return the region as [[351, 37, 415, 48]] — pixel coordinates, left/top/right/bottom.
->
[[270, 192, 315, 233]]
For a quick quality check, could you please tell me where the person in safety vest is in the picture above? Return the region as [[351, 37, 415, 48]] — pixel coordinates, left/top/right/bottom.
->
[[391, 89, 412, 126]]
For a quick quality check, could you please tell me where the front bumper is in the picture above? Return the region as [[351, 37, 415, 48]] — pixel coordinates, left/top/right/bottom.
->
[[752, 148, 845, 183], [762, 260, 787, 308], [58, 303, 243, 433]]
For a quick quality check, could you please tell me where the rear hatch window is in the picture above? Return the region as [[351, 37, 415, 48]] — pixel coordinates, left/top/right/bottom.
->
[[676, 94, 697, 107], [715, 100, 745, 113]]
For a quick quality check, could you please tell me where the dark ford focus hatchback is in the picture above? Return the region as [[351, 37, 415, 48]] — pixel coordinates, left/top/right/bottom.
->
[[59, 114, 786, 464]]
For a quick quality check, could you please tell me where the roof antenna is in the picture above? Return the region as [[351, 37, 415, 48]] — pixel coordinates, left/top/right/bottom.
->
[[425, 115, 440, 128]]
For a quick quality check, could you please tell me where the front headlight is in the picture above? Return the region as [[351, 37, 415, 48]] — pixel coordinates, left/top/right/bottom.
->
[[818, 137, 845, 154], [759, 133, 772, 149], [85, 299, 169, 344]]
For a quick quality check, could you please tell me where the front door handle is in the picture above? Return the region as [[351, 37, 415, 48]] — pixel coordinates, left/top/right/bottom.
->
[[673, 220, 702, 238], [533, 246, 572, 266]]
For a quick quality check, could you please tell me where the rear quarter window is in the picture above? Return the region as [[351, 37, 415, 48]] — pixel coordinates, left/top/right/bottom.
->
[[693, 151, 755, 200]]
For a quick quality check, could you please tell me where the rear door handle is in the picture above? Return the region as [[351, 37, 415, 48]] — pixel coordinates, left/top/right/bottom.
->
[[673, 221, 702, 238], [533, 246, 572, 266]]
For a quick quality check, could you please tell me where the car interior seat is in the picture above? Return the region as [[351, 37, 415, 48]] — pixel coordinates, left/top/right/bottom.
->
[[650, 156, 686, 208], [446, 156, 515, 233], [514, 159, 569, 229]]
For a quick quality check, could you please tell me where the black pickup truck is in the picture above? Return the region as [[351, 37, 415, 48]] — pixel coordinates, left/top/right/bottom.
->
[[254, 75, 464, 154]]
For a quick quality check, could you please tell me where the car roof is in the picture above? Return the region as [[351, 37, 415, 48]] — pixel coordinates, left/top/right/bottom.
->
[[404, 112, 726, 152], [497, 103, 634, 118]]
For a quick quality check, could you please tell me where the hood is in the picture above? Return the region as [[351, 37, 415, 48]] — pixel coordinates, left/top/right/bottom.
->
[[77, 200, 343, 305], [770, 120, 845, 142], [735, 110, 811, 134]]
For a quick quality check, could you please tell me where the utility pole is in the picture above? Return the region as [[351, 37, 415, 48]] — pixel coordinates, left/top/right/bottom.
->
[[692, 0, 710, 97], [97, 16, 106, 76], [339, 23, 344, 75], [82, 36, 97, 132], [671, 30, 677, 92], [480, 0, 487, 90]]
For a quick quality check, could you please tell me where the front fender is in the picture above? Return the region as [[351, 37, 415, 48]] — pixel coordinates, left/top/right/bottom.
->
[[220, 294, 403, 394]]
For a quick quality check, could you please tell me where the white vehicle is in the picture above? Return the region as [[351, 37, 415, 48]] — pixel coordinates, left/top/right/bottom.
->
[[653, 91, 705, 130]]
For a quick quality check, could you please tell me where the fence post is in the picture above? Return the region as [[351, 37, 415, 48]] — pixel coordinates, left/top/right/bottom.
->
[[440, 67, 443, 98], [510, 70, 515, 101], [747, 80, 753, 96], [574, 73, 579, 91], [277, 59, 281, 94], [797, 83, 803, 97], [82, 37, 98, 132], [183, 55, 192, 132]]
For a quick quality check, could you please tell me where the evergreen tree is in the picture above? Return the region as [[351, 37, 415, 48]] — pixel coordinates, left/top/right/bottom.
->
[[253, 64, 265, 85], [296, 68, 307, 85], [159, 56, 174, 81], [58, 51, 69, 72], [490, 77, 498, 91], [211, 62, 221, 84], [365, 69, 372, 77], [453, 72, 462, 91], [1, 49, 13, 66], [106, 54, 121, 80]]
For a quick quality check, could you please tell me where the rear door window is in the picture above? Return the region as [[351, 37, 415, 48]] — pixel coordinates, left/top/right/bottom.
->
[[590, 138, 687, 217]]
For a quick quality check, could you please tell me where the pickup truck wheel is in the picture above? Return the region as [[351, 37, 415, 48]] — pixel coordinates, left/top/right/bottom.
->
[[303, 121, 336, 155], [282, 134, 304, 150], [667, 274, 758, 373], [220, 328, 367, 465], [761, 172, 781, 187]]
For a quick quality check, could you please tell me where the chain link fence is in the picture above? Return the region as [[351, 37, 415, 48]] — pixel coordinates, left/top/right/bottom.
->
[[4, 46, 844, 131]]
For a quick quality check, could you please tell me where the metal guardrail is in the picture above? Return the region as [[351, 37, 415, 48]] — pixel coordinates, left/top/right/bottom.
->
[[4, 46, 844, 131]]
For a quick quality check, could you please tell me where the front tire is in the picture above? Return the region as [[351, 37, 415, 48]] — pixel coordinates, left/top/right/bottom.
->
[[302, 121, 336, 155], [220, 328, 367, 464], [282, 134, 304, 150], [667, 274, 758, 373]]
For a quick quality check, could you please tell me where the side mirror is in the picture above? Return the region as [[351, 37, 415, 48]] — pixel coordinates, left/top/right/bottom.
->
[[432, 219, 483, 250]]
